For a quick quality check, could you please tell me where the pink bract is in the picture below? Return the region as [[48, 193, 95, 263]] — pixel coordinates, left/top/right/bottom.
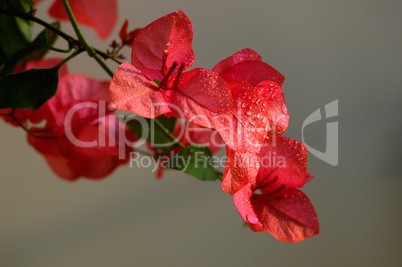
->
[[7, 58, 134, 180], [131, 10, 194, 81], [110, 11, 234, 131], [44, 0, 117, 40], [212, 48, 285, 86]]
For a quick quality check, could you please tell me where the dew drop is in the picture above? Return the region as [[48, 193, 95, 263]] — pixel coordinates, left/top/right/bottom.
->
[[246, 214, 259, 224]]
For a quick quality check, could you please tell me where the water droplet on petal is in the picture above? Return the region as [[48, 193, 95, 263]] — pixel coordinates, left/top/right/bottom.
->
[[246, 214, 259, 224], [109, 103, 117, 110]]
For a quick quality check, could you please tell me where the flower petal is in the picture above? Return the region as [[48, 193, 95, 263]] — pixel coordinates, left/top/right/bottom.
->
[[255, 81, 289, 139], [222, 148, 259, 195], [258, 137, 308, 189], [131, 10, 194, 80], [48, 0, 117, 40], [233, 182, 263, 229], [218, 60, 285, 86], [212, 48, 262, 74], [167, 68, 233, 128], [218, 80, 269, 153], [252, 189, 319, 242], [109, 62, 170, 118]]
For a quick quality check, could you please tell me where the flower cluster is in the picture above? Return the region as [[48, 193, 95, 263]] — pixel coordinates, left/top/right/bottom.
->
[[110, 10, 319, 242], [1, 2, 319, 242]]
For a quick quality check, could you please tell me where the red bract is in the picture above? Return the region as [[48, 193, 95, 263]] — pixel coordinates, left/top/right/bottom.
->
[[255, 81, 289, 140], [36, 0, 117, 40], [29, 72, 134, 180], [131, 10, 194, 81], [213, 49, 289, 141], [8, 59, 134, 180], [163, 68, 233, 128], [110, 11, 234, 129], [221, 148, 260, 195], [233, 137, 319, 242], [212, 48, 285, 86], [216, 80, 269, 154]]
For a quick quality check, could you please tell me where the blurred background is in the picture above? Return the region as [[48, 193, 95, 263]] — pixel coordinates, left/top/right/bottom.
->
[[1, 0, 401, 266]]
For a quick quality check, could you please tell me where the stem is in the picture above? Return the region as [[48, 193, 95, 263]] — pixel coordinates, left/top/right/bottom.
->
[[56, 48, 83, 68], [213, 169, 224, 180], [94, 48, 123, 65], [61, 0, 114, 77], [5, 112, 57, 140], [135, 149, 155, 158], [0, 9, 75, 44], [153, 118, 186, 149]]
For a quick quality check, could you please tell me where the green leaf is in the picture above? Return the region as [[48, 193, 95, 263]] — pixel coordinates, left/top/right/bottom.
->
[[23, 21, 61, 62], [0, 0, 34, 65], [126, 115, 177, 151], [0, 22, 61, 77], [164, 145, 220, 181], [0, 66, 59, 109]]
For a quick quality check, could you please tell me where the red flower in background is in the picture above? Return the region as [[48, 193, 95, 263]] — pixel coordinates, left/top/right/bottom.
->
[[233, 137, 319, 242], [34, 0, 118, 40], [3, 59, 135, 180]]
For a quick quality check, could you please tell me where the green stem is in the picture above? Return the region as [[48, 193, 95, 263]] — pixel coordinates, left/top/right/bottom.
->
[[213, 169, 224, 181], [56, 48, 83, 68], [0, 9, 75, 44], [5, 112, 57, 140], [153, 118, 186, 149], [0, 8, 122, 65], [60, 0, 114, 77]]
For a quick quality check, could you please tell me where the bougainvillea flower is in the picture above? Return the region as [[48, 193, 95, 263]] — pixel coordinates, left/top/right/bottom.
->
[[213, 49, 289, 140], [110, 11, 234, 129], [34, 0, 117, 40], [212, 48, 285, 86], [6, 58, 135, 180], [28, 113, 133, 180], [232, 137, 319, 242], [28, 71, 136, 180]]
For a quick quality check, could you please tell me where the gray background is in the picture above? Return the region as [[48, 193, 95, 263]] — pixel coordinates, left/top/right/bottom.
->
[[1, 0, 401, 266]]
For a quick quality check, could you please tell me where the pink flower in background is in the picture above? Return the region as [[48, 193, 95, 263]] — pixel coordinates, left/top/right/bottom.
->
[[28, 70, 135, 180], [2, 58, 135, 180], [34, 0, 118, 40]]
